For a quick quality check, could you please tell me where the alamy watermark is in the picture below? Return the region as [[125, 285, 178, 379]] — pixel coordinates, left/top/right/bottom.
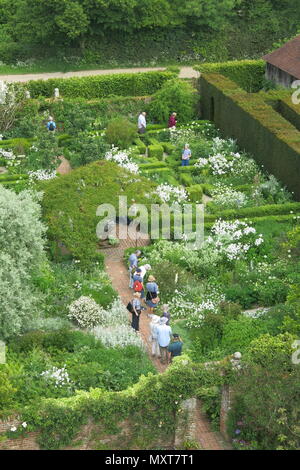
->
[[292, 340, 300, 365], [96, 196, 204, 249], [291, 80, 300, 105], [0, 340, 6, 364]]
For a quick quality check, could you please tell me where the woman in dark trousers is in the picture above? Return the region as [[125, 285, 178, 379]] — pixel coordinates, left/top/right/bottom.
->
[[146, 275, 159, 315], [131, 292, 142, 332]]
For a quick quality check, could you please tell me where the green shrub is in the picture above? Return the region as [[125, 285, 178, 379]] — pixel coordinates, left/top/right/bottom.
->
[[106, 117, 137, 149], [162, 142, 175, 154], [179, 173, 194, 186], [148, 78, 197, 124], [187, 184, 203, 202], [221, 316, 268, 354], [148, 143, 164, 160], [0, 370, 17, 411], [40, 160, 158, 266], [195, 60, 265, 92], [25, 71, 175, 99], [133, 138, 146, 154], [246, 333, 295, 366], [139, 161, 167, 170]]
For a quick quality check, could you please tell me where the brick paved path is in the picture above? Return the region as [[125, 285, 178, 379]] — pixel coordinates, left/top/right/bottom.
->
[[102, 229, 228, 448]]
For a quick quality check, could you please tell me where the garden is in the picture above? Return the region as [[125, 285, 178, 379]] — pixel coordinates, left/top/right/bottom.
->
[[0, 65, 299, 451]]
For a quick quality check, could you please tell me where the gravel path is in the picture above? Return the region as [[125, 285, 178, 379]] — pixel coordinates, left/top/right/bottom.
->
[[0, 66, 199, 83]]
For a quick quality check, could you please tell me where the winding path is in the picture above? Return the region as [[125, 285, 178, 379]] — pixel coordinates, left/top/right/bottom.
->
[[102, 231, 227, 449], [0, 66, 199, 83]]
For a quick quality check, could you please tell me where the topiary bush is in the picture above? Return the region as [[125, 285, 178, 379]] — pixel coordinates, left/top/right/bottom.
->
[[106, 117, 137, 148], [148, 78, 197, 124]]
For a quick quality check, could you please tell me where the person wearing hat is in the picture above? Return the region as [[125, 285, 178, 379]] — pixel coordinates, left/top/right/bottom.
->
[[146, 275, 159, 314], [156, 317, 172, 364], [47, 116, 56, 132], [148, 314, 161, 358], [138, 264, 151, 280], [131, 292, 142, 332], [168, 334, 183, 363]]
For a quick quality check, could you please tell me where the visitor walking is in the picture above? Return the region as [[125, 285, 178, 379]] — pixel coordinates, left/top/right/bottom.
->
[[137, 264, 151, 280], [168, 112, 177, 128], [181, 143, 191, 166], [138, 112, 147, 134], [156, 317, 172, 364], [133, 268, 145, 298], [128, 250, 141, 288], [149, 314, 161, 358], [131, 292, 142, 332], [146, 275, 160, 314], [47, 116, 56, 132], [168, 334, 183, 362], [162, 304, 171, 326]]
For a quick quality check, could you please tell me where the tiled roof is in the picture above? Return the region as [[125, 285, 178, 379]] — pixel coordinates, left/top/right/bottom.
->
[[263, 35, 300, 79]]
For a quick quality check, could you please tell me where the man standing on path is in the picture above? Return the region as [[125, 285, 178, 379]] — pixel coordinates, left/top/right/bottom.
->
[[156, 317, 172, 364], [168, 334, 183, 363], [138, 111, 147, 134]]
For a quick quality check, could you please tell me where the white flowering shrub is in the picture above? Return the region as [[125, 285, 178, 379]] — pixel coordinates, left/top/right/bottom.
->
[[28, 169, 57, 181], [105, 298, 129, 326], [105, 146, 139, 174], [0, 186, 46, 339], [156, 183, 188, 204], [92, 325, 145, 349], [205, 219, 264, 262], [41, 365, 72, 388], [210, 183, 248, 209], [168, 288, 225, 328], [68, 296, 107, 328]]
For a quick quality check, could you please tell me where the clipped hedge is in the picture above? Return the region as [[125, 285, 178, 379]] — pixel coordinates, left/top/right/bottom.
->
[[278, 97, 300, 132], [25, 71, 175, 99], [133, 138, 147, 154], [200, 72, 300, 200], [148, 138, 164, 160], [162, 142, 175, 154], [179, 173, 193, 186], [195, 60, 265, 92], [187, 184, 203, 203], [139, 161, 167, 170], [204, 202, 300, 223]]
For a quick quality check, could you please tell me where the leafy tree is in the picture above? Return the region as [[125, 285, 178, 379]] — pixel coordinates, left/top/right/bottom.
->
[[0, 187, 46, 339]]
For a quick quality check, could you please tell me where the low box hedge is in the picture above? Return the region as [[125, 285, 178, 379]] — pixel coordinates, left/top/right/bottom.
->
[[139, 161, 167, 170], [148, 138, 164, 160], [179, 173, 194, 186], [162, 142, 175, 155], [133, 138, 147, 154], [204, 201, 300, 222], [0, 173, 29, 182], [187, 184, 203, 203]]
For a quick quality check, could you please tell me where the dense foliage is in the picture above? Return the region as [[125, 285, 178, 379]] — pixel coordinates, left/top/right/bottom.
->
[[0, 187, 46, 339], [0, 1, 299, 65]]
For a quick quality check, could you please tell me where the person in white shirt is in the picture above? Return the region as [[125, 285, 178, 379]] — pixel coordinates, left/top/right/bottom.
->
[[136, 264, 151, 280], [156, 317, 172, 364], [138, 112, 147, 134], [148, 314, 161, 358]]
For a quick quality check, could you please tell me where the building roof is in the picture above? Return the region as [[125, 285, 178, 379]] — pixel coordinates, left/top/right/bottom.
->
[[263, 35, 300, 79]]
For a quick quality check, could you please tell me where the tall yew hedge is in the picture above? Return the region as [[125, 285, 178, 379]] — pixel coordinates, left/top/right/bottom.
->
[[200, 72, 300, 200]]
